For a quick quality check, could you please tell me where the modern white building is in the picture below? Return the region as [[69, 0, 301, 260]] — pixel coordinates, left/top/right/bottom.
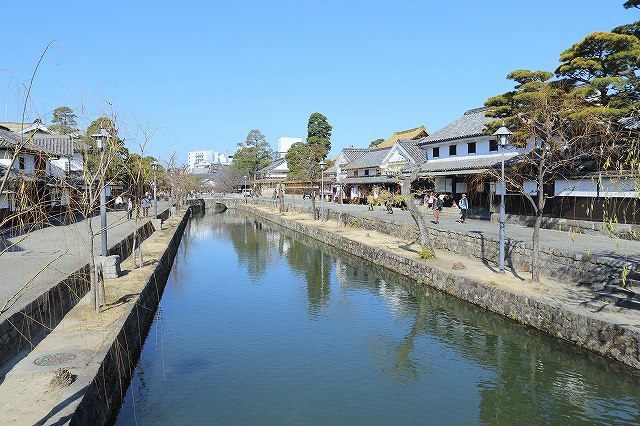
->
[[188, 150, 231, 172], [277, 137, 302, 159]]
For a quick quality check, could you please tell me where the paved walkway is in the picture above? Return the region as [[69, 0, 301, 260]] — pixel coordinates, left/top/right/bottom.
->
[[0, 201, 172, 321], [244, 194, 640, 266], [321, 196, 639, 265]]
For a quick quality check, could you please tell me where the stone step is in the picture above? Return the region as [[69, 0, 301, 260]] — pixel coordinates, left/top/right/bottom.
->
[[603, 284, 640, 301], [596, 292, 640, 310], [625, 277, 640, 289]]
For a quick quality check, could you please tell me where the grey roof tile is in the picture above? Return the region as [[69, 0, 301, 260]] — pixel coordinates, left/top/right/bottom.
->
[[32, 134, 74, 156], [396, 139, 427, 163], [342, 147, 390, 170], [256, 157, 288, 174], [421, 152, 520, 173], [421, 107, 494, 145]]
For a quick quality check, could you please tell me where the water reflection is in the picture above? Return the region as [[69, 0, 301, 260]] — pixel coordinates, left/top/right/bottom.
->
[[114, 211, 640, 425]]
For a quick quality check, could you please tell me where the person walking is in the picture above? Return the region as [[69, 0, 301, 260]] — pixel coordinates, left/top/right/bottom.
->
[[457, 194, 469, 224], [126, 198, 133, 219], [433, 193, 443, 224], [141, 196, 151, 217], [114, 194, 123, 211]]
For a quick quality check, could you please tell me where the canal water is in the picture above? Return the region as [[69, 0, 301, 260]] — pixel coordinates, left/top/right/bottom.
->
[[113, 211, 640, 425]]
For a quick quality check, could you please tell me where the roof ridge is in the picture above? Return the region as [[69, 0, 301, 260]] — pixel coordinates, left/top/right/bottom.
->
[[464, 107, 488, 115]]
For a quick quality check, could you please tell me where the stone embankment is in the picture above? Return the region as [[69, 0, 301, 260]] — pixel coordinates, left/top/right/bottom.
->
[[234, 202, 640, 372], [0, 208, 190, 425], [0, 220, 155, 367], [220, 198, 638, 286]]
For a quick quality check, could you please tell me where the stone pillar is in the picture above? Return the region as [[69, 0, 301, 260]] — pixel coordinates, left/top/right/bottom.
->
[[99, 255, 121, 279]]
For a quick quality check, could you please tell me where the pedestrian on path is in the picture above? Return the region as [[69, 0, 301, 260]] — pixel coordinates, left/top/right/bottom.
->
[[141, 196, 151, 217], [367, 194, 375, 211], [114, 194, 123, 211], [433, 194, 443, 224], [457, 194, 469, 224], [127, 198, 133, 219]]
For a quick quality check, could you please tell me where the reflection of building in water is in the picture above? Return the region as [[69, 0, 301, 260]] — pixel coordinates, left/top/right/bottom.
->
[[334, 258, 409, 314]]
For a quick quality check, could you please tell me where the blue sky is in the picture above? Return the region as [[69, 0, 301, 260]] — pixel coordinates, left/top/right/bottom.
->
[[2, 1, 635, 164]]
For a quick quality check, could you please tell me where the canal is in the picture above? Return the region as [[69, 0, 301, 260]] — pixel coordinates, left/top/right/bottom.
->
[[113, 211, 640, 425]]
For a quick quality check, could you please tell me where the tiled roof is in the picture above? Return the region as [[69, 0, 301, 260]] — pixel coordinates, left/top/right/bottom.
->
[[32, 134, 74, 156], [420, 152, 520, 173], [420, 107, 494, 145], [0, 120, 50, 134], [0, 128, 19, 149], [341, 175, 396, 185], [378, 125, 429, 148], [256, 157, 288, 174], [341, 147, 391, 170], [342, 147, 371, 162], [396, 139, 427, 164], [619, 117, 640, 130]]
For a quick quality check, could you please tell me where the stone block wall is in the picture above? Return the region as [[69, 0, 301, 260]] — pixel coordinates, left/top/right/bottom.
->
[[0, 219, 156, 368], [70, 209, 191, 424], [232, 199, 635, 286], [242, 205, 640, 371]]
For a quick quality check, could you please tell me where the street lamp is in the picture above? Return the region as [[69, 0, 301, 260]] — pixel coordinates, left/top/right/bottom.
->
[[319, 160, 326, 222], [243, 175, 248, 200], [151, 161, 159, 219], [493, 126, 512, 274], [91, 127, 109, 257]]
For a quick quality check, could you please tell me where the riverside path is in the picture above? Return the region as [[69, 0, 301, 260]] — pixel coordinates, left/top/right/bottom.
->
[[273, 194, 640, 267], [0, 202, 172, 323]]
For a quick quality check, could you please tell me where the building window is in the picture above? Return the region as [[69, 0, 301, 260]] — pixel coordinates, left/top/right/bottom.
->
[[433, 147, 440, 158], [449, 145, 457, 156], [468, 142, 476, 154], [364, 169, 370, 176], [18, 156, 25, 170], [490, 139, 498, 152]]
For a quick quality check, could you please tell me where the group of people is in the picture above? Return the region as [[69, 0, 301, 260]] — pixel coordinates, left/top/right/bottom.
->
[[113, 193, 154, 219], [425, 193, 468, 224]]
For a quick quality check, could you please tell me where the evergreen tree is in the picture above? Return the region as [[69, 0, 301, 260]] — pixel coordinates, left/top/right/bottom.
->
[[231, 129, 273, 177], [49, 106, 78, 135]]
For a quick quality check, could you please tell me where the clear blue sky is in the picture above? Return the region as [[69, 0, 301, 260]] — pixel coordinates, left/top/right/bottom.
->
[[2, 1, 635, 164]]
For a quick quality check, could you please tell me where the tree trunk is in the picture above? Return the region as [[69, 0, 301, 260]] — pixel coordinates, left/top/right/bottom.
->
[[531, 160, 546, 282], [400, 170, 433, 251], [311, 190, 317, 220], [532, 211, 542, 282]]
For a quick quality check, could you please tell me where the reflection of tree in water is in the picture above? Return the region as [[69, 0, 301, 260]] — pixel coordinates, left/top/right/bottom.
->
[[285, 239, 332, 314], [223, 215, 280, 281], [386, 287, 640, 424]]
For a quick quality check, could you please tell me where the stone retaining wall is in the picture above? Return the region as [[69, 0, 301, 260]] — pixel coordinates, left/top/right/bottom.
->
[[491, 212, 640, 241], [220, 198, 636, 286], [70, 208, 191, 425], [239, 205, 640, 371], [0, 220, 156, 368]]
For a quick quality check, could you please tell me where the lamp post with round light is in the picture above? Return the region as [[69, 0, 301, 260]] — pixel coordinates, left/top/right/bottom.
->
[[319, 160, 326, 222], [151, 161, 159, 219], [492, 126, 512, 274], [91, 128, 109, 257]]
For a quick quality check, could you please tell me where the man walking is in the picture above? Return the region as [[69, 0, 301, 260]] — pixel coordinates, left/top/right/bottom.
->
[[458, 194, 469, 224], [141, 195, 151, 217]]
